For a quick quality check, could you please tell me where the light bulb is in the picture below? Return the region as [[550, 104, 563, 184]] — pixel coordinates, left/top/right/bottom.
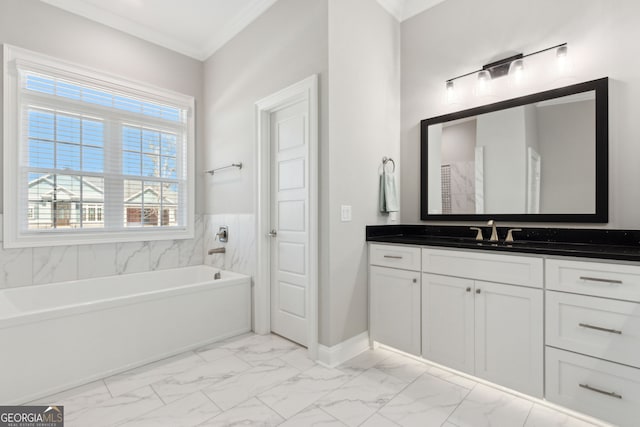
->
[[556, 44, 569, 74], [509, 59, 525, 85], [445, 80, 455, 104], [476, 70, 491, 96]]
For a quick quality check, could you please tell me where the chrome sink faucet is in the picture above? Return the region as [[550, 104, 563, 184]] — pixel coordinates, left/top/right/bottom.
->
[[487, 220, 499, 242]]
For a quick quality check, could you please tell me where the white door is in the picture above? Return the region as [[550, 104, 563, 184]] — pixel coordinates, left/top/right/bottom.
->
[[370, 266, 421, 356], [269, 100, 309, 346], [422, 273, 475, 374], [474, 280, 543, 397]]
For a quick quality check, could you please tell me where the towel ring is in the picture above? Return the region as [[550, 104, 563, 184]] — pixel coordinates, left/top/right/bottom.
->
[[382, 156, 395, 173]]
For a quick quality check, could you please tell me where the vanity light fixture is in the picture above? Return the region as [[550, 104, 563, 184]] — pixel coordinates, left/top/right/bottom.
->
[[444, 42, 568, 100]]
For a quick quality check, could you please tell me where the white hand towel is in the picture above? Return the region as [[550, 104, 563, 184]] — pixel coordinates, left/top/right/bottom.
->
[[379, 171, 399, 213]]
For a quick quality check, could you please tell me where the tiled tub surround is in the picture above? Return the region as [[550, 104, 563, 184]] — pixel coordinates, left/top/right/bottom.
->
[[203, 214, 256, 277], [367, 225, 640, 426], [33, 333, 603, 427], [0, 214, 205, 288], [0, 265, 250, 404], [0, 213, 259, 289]]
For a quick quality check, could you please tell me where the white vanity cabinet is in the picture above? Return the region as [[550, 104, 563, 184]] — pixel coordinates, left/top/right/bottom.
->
[[421, 248, 544, 397], [368, 238, 640, 426], [545, 258, 640, 427], [369, 244, 421, 356]]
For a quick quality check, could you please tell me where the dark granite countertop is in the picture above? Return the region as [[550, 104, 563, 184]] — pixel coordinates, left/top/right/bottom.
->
[[366, 225, 640, 262]]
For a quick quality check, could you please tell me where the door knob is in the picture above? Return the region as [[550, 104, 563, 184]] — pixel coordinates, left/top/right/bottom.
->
[[267, 229, 278, 237], [466, 287, 471, 292], [476, 288, 481, 294]]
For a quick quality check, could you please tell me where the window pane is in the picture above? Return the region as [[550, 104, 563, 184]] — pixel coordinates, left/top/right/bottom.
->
[[56, 115, 81, 143], [82, 88, 112, 107], [28, 173, 53, 229], [57, 81, 81, 100], [161, 156, 177, 178], [25, 75, 55, 94], [124, 179, 144, 227], [123, 126, 141, 151], [56, 142, 81, 170], [142, 129, 160, 153], [161, 133, 177, 156], [29, 140, 54, 168], [142, 155, 159, 177], [123, 151, 142, 175], [115, 96, 142, 114], [161, 106, 180, 122], [27, 174, 104, 229], [82, 119, 104, 147], [29, 110, 55, 140], [83, 146, 104, 173]]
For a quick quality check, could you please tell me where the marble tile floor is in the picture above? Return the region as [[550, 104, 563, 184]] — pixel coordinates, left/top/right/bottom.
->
[[34, 333, 609, 427]]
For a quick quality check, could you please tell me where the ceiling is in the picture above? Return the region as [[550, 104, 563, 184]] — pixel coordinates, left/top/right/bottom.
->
[[376, 0, 446, 22], [40, 0, 445, 62]]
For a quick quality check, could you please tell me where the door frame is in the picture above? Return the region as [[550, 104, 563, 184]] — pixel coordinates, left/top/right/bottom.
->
[[254, 75, 319, 359]]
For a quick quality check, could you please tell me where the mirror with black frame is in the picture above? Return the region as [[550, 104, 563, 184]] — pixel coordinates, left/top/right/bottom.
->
[[420, 78, 608, 222]]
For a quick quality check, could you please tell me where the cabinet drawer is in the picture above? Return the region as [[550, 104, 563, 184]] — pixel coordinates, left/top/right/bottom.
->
[[369, 244, 421, 271], [546, 291, 640, 368], [422, 248, 543, 288], [546, 259, 640, 302], [546, 347, 640, 427]]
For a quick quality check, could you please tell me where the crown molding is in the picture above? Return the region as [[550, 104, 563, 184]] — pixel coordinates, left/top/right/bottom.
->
[[201, 0, 278, 61], [376, 0, 404, 21], [40, 0, 279, 61], [377, 0, 447, 22]]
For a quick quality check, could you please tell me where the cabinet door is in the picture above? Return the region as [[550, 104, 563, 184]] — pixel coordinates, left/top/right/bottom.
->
[[422, 273, 474, 374], [474, 281, 543, 397], [370, 266, 421, 355]]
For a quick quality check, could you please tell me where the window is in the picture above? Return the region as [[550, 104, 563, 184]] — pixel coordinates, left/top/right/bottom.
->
[[3, 45, 195, 247]]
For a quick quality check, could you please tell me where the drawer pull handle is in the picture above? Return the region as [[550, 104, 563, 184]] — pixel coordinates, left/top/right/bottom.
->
[[579, 383, 623, 399], [578, 323, 622, 335], [383, 255, 403, 259], [579, 276, 623, 285]]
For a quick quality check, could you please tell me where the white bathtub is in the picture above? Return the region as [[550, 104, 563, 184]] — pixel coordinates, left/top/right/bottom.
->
[[0, 265, 251, 404]]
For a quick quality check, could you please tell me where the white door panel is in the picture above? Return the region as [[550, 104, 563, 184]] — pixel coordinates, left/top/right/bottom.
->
[[270, 100, 309, 346]]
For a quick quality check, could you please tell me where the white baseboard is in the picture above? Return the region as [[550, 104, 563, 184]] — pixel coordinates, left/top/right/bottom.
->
[[317, 331, 370, 367]]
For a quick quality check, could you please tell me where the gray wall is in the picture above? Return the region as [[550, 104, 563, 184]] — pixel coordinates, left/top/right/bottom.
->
[[441, 120, 476, 164], [476, 107, 527, 213], [202, 0, 329, 215], [401, 0, 640, 228], [538, 100, 596, 213], [326, 0, 400, 346]]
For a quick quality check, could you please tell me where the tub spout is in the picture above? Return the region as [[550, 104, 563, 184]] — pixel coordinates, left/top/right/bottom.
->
[[208, 247, 226, 255]]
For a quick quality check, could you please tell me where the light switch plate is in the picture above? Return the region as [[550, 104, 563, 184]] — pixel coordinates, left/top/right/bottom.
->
[[341, 205, 352, 222]]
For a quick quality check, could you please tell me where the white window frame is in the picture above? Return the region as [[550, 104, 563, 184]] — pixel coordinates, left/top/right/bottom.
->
[[3, 44, 195, 248]]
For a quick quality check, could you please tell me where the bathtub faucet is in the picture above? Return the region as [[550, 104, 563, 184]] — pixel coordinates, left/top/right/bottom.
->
[[208, 247, 226, 255]]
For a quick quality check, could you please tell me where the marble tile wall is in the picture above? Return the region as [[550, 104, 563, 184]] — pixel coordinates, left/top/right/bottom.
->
[[203, 214, 256, 277], [0, 214, 205, 289]]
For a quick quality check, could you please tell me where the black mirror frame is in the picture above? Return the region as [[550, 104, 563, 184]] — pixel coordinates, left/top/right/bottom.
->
[[420, 77, 609, 223]]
